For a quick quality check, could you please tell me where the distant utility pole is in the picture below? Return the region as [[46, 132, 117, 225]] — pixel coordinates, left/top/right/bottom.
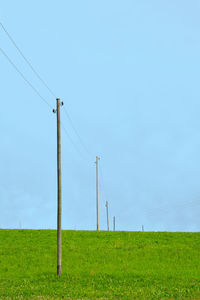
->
[[113, 216, 116, 231], [53, 98, 64, 276], [142, 225, 144, 232], [96, 156, 100, 231], [105, 201, 109, 231]]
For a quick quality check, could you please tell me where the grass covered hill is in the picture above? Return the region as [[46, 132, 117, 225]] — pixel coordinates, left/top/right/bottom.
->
[[0, 229, 200, 299]]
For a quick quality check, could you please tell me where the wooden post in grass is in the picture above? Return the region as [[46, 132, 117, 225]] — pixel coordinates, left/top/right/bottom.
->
[[113, 216, 115, 231], [106, 201, 109, 231], [53, 98, 63, 276], [96, 156, 100, 231]]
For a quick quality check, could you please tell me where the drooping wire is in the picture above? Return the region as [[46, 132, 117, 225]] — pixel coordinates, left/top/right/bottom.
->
[[0, 47, 53, 110], [63, 105, 93, 158], [0, 46, 90, 159], [1, 23, 94, 160], [0, 22, 57, 99], [99, 163, 109, 205], [61, 121, 86, 160], [146, 197, 200, 218]]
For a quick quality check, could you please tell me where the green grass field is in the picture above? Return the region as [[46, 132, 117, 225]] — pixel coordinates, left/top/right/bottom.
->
[[0, 230, 200, 299]]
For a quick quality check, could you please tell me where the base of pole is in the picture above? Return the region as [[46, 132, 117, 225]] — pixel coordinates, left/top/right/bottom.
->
[[57, 265, 61, 276]]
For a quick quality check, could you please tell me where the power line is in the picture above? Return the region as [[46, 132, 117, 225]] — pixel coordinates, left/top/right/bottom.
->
[[1, 23, 93, 157], [146, 197, 200, 217], [63, 105, 93, 158], [1, 23, 94, 161], [0, 22, 57, 98], [0, 23, 94, 159], [0, 46, 88, 158], [99, 164, 108, 201], [0, 47, 53, 109], [61, 122, 86, 160]]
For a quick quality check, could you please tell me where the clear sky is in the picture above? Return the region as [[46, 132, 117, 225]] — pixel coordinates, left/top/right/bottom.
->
[[1, 1, 200, 231]]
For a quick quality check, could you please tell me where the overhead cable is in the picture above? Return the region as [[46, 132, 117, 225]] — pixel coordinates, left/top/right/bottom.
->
[[0, 47, 53, 109], [0, 22, 57, 98], [63, 105, 93, 158], [61, 122, 86, 160], [99, 164, 108, 201], [1, 23, 94, 160]]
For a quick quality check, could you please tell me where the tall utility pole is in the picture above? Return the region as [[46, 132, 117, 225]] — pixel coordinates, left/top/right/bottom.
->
[[113, 216, 116, 231], [96, 156, 100, 231], [106, 201, 109, 231], [53, 98, 63, 276]]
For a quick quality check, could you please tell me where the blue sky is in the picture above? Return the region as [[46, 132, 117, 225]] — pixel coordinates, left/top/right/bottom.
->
[[1, 1, 200, 231]]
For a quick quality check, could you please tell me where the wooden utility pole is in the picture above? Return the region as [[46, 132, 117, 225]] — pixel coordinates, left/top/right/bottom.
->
[[53, 98, 63, 276], [113, 216, 116, 231], [96, 156, 100, 231], [106, 201, 109, 231]]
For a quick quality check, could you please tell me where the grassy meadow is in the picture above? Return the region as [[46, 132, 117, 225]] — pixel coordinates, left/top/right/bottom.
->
[[0, 229, 200, 299]]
